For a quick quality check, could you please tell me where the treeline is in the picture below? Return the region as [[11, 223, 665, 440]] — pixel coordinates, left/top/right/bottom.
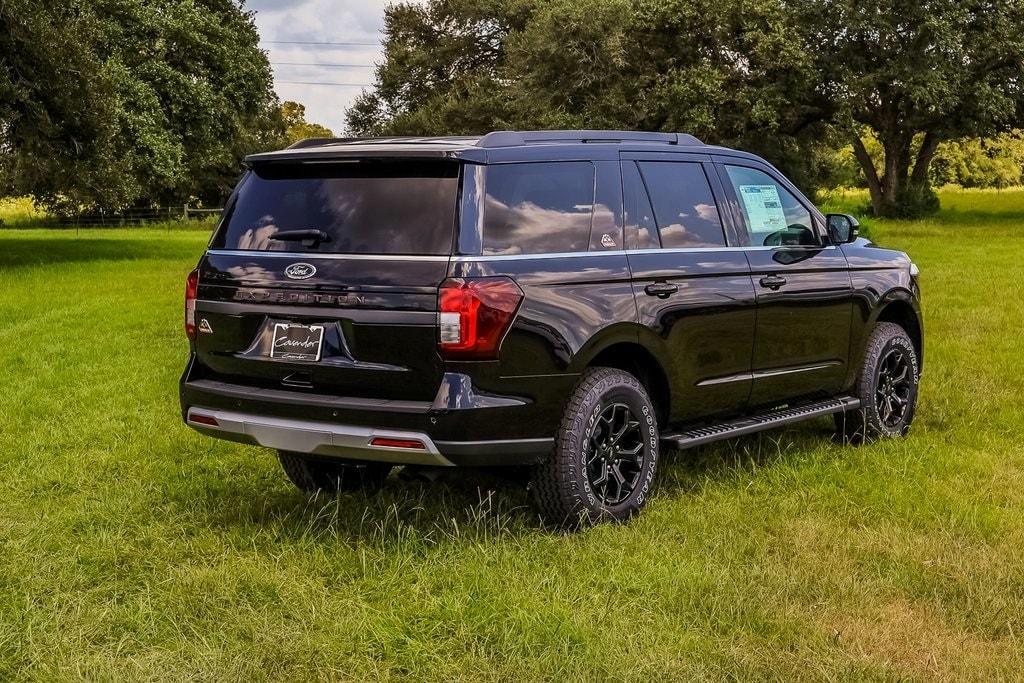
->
[[349, 0, 1024, 217], [5, 0, 1024, 219], [0, 1, 331, 217]]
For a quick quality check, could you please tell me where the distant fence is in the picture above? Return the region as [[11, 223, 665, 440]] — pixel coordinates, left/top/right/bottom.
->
[[2, 204, 222, 229]]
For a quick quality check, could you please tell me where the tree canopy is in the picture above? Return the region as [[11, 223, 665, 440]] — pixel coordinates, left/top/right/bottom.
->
[[793, 0, 1024, 215], [0, 0, 283, 214], [347, 0, 838, 193], [281, 101, 334, 146], [349, 0, 1024, 214]]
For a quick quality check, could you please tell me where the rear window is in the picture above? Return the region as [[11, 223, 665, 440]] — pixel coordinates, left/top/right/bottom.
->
[[212, 161, 459, 255], [637, 162, 726, 248], [482, 162, 595, 255]]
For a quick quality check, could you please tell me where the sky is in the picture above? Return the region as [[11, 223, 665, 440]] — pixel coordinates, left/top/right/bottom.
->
[[248, 0, 394, 135]]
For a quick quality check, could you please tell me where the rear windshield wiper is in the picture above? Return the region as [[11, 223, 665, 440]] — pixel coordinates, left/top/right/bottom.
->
[[269, 229, 331, 246]]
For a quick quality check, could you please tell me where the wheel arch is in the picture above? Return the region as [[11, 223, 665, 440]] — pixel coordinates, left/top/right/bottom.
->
[[582, 342, 671, 427], [871, 292, 923, 370]]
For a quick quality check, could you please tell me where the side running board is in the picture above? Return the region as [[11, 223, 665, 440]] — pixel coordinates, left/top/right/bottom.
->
[[660, 396, 861, 451]]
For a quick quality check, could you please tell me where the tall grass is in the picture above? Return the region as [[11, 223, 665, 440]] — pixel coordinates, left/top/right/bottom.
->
[[0, 197, 47, 227]]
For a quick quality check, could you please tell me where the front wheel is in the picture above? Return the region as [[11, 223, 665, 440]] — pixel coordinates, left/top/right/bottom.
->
[[836, 322, 920, 444], [531, 368, 660, 527]]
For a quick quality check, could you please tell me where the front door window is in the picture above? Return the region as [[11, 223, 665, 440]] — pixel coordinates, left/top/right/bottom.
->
[[724, 166, 817, 247]]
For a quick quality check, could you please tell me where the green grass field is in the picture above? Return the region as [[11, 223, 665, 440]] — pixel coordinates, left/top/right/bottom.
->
[[1, 190, 1023, 680]]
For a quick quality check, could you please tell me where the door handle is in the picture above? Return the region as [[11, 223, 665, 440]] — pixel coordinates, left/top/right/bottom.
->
[[759, 275, 787, 291], [644, 282, 679, 298]]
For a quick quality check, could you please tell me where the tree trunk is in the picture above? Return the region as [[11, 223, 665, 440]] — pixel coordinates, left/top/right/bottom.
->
[[853, 127, 941, 217], [879, 133, 909, 211], [862, 129, 940, 217], [911, 131, 940, 187], [851, 135, 883, 214]]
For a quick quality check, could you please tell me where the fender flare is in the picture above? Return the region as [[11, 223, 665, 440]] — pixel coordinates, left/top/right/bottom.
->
[[859, 286, 924, 371]]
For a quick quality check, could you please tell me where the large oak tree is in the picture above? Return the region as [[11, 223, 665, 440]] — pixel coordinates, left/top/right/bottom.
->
[[349, 0, 1024, 214], [794, 0, 1024, 216], [347, 0, 841, 194], [0, 0, 283, 214]]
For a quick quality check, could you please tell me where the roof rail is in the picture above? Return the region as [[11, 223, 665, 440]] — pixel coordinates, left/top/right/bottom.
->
[[477, 130, 703, 148], [286, 137, 364, 150], [286, 135, 485, 150]]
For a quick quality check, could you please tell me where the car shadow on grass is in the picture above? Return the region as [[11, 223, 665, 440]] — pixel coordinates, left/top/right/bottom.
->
[[181, 463, 544, 546], [659, 420, 843, 495], [178, 421, 842, 544]]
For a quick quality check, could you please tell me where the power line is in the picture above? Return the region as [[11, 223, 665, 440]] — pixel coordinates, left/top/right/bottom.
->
[[262, 40, 379, 46], [271, 62, 374, 68], [275, 81, 372, 86]]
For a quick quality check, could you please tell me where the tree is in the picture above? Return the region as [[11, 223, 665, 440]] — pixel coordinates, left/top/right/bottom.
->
[[281, 101, 334, 145], [347, 0, 843, 194], [352, 0, 1024, 215], [346, 0, 533, 138], [0, 0, 121, 212], [0, 0, 283, 214], [793, 0, 1024, 216]]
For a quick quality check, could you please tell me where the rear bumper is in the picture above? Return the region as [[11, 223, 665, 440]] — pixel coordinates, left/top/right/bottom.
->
[[180, 363, 560, 466], [187, 406, 458, 466]]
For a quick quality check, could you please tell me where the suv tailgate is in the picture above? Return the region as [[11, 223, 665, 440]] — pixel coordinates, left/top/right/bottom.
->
[[190, 159, 458, 401]]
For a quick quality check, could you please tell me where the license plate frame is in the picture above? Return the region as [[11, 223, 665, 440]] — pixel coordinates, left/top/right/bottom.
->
[[270, 322, 325, 362]]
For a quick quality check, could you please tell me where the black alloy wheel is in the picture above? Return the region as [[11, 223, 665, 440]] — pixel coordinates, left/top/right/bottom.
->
[[875, 346, 914, 428], [585, 402, 646, 506]]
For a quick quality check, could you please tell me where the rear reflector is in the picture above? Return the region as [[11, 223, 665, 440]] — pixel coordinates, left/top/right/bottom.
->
[[370, 437, 426, 450], [189, 413, 219, 427]]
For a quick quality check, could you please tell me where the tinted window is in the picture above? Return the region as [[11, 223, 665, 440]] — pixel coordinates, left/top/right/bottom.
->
[[482, 162, 595, 255], [622, 162, 659, 249], [724, 165, 816, 247], [212, 161, 459, 255], [637, 162, 725, 248]]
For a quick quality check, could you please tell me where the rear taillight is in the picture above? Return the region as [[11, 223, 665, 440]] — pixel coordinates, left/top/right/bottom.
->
[[438, 277, 523, 360], [184, 268, 199, 340]]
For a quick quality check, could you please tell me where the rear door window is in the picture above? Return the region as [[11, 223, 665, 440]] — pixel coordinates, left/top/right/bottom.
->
[[212, 161, 459, 255], [637, 162, 726, 248], [482, 162, 595, 255]]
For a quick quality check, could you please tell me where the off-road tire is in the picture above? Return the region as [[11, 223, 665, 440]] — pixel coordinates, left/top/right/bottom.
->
[[532, 368, 659, 527], [278, 451, 393, 493], [835, 322, 920, 444]]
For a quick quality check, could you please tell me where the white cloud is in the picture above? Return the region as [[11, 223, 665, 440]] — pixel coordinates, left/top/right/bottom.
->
[[249, 0, 397, 135]]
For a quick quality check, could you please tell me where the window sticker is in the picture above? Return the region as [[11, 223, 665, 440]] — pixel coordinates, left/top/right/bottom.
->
[[738, 184, 787, 234]]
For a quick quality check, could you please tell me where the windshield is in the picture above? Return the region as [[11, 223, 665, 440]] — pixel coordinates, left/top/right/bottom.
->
[[211, 161, 460, 255]]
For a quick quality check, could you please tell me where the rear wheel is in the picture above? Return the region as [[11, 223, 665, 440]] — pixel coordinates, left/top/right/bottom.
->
[[532, 368, 659, 527], [277, 451, 392, 493], [835, 322, 920, 444]]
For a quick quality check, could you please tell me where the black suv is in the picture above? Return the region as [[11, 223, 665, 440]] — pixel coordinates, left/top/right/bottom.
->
[[180, 130, 922, 525]]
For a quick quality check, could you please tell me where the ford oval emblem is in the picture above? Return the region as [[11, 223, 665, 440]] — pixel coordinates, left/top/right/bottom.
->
[[285, 263, 316, 280]]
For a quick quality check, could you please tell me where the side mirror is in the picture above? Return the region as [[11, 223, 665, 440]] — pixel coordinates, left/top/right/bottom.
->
[[826, 213, 860, 244]]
